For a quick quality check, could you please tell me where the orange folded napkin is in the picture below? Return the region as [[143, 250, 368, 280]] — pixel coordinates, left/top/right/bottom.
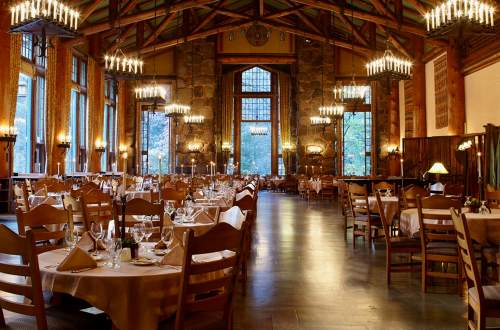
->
[[56, 246, 97, 271], [77, 232, 106, 252], [160, 244, 184, 266], [154, 240, 167, 249]]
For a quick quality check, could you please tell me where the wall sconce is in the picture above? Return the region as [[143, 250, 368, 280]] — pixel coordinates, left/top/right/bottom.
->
[[457, 139, 473, 151], [282, 143, 294, 152], [95, 140, 107, 153], [222, 142, 231, 152], [118, 144, 127, 154], [187, 142, 202, 153], [387, 145, 400, 155], [306, 145, 323, 155], [0, 125, 17, 143], [57, 133, 71, 149]]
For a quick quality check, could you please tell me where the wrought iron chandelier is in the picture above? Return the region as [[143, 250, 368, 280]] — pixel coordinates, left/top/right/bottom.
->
[[319, 105, 344, 118], [310, 116, 332, 127], [184, 115, 205, 125], [424, 0, 495, 37], [365, 44, 412, 81], [249, 126, 268, 136], [165, 103, 191, 117]]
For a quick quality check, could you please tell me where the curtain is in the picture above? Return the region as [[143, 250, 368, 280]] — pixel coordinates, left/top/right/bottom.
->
[[486, 124, 500, 189], [87, 58, 96, 172], [118, 81, 127, 171], [87, 60, 104, 172], [45, 38, 72, 175], [8, 35, 22, 126], [279, 73, 292, 173], [221, 72, 234, 148]]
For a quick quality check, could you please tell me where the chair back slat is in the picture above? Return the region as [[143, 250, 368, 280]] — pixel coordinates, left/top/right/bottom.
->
[[175, 222, 245, 330], [81, 190, 114, 231], [348, 184, 371, 217], [0, 225, 47, 329], [402, 185, 429, 209], [450, 208, 483, 300], [375, 192, 391, 242], [115, 198, 164, 239], [162, 188, 186, 208]]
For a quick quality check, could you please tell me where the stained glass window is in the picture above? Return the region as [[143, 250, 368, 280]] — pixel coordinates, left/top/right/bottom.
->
[[242, 67, 271, 92], [241, 98, 271, 120]]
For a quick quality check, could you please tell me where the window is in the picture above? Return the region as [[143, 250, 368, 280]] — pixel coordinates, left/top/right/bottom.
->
[[66, 55, 88, 173], [236, 67, 279, 175], [342, 111, 372, 176], [141, 111, 170, 174], [14, 36, 46, 174], [102, 79, 117, 171]]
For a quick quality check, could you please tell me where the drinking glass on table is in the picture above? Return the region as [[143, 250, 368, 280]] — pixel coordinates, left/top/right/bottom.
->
[[176, 207, 186, 223], [161, 225, 174, 250], [107, 238, 122, 269], [143, 219, 153, 242], [132, 223, 145, 255], [90, 222, 104, 256], [64, 225, 77, 252]]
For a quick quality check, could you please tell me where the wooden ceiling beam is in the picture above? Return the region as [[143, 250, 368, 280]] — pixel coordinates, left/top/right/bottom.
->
[[108, 23, 137, 53], [378, 25, 412, 58], [369, 0, 397, 20], [81, 0, 218, 36], [282, 0, 322, 35], [337, 13, 369, 47], [291, 0, 426, 37], [404, 0, 428, 16], [191, 0, 229, 33], [80, 0, 106, 23], [143, 13, 176, 47], [259, 0, 265, 16], [139, 19, 255, 54], [121, 0, 141, 16], [198, 4, 252, 19], [264, 5, 306, 19]]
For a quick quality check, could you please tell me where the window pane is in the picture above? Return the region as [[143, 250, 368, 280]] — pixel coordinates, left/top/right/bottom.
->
[[102, 105, 109, 171], [80, 61, 87, 87], [242, 67, 271, 92], [66, 90, 78, 174], [240, 122, 271, 175], [13, 74, 32, 174], [21, 35, 33, 60], [144, 112, 170, 174], [241, 98, 271, 121], [79, 94, 87, 148], [35, 76, 45, 144], [71, 57, 78, 82], [342, 112, 372, 176]]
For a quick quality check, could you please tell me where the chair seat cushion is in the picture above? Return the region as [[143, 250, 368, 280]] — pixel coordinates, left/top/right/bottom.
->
[[390, 237, 421, 249], [469, 285, 500, 309], [426, 241, 458, 256]]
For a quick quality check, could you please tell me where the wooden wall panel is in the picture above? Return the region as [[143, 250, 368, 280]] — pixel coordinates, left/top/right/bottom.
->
[[434, 54, 448, 130]]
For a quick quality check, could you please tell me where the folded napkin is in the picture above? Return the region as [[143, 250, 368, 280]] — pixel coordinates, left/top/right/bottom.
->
[[160, 244, 184, 266], [56, 246, 97, 271], [154, 240, 167, 249], [193, 210, 214, 224], [77, 232, 106, 252], [192, 252, 223, 264]]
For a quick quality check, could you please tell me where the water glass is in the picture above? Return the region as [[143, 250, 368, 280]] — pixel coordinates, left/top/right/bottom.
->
[[143, 219, 153, 242], [64, 225, 77, 252], [90, 222, 104, 256], [161, 225, 174, 249], [108, 238, 122, 269], [176, 208, 186, 223]]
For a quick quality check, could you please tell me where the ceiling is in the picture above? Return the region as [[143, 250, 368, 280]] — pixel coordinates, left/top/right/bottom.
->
[[69, 0, 497, 60]]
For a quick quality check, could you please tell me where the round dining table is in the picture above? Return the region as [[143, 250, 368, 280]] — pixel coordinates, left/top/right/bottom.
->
[[367, 196, 399, 224], [400, 208, 500, 245], [38, 243, 181, 330]]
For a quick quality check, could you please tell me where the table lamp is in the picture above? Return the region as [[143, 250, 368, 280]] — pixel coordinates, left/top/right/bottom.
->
[[428, 162, 448, 182]]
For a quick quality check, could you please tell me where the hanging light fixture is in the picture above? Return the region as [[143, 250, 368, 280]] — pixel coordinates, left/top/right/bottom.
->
[[424, 0, 495, 38], [341, 2, 369, 103], [184, 115, 205, 125], [319, 105, 344, 118], [9, 0, 79, 59], [365, 42, 412, 81], [250, 126, 268, 136]]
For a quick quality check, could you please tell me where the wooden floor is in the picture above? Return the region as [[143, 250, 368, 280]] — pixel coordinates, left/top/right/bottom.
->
[[0, 192, 469, 329], [233, 192, 466, 329]]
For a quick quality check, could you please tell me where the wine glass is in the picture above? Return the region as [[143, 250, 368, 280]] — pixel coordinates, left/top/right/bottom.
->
[[480, 201, 489, 214], [161, 225, 174, 250], [132, 223, 145, 256], [64, 225, 76, 252], [90, 222, 104, 256], [176, 208, 186, 223], [143, 219, 153, 242], [385, 189, 392, 197]]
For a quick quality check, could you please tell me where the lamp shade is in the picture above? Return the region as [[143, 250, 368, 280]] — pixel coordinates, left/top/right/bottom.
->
[[428, 162, 448, 174]]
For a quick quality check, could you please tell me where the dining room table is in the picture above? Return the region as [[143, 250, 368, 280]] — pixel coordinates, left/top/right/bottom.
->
[[38, 243, 182, 330], [400, 208, 500, 246], [367, 195, 399, 224]]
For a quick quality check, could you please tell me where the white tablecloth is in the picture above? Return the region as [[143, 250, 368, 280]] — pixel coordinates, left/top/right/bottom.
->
[[368, 196, 399, 224], [39, 243, 181, 330], [125, 190, 151, 202], [400, 208, 500, 245], [309, 180, 322, 194]]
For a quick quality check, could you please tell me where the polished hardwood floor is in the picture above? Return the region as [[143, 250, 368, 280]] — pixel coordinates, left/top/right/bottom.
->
[[233, 192, 466, 329], [0, 192, 468, 329]]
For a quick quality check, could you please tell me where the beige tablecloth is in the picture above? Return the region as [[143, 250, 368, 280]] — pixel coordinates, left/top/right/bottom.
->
[[400, 208, 500, 245], [125, 190, 151, 202], [309, 180, 322, 194], [368, 196, 399, 224], [39, 244, 181, 330]]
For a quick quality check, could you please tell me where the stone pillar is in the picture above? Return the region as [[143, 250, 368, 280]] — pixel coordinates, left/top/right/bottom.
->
[[447, 39, 465, 135], [412, 37, 426, 137]]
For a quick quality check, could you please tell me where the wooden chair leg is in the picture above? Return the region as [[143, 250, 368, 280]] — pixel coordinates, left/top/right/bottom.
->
[[422, 261, 427, 293], [352, 224, 356, 248], [0, 307, 6, 327], [477, 311, 485, 330], [467, 305, 475, 330], [386, 250, 391, 285]]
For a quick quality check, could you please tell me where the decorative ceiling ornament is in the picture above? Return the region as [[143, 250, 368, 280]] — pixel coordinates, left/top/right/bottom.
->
[[365, 43, 412, 81], [245, 23, 270, 47], [424, 0, 495, 38], [249, 126, 268, 136]]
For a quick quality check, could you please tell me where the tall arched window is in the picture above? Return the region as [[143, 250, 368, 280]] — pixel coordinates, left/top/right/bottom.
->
[[234, 67, 278, 175]]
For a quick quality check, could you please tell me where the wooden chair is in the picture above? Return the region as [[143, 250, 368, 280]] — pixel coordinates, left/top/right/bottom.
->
[[115, 198, 164, 240], [372, 181, 396, 195], [81, 190, 114, 231], [16, 204, 74, 255], [162, 188, 186, 208], [444, 183, 465, 198], [0, 225, 47, 329], [348, 183, 382, 247], [375, 192, 420, 285], [417, 195, 463, 293], [62, 194, 84, 227], [451, 208, 500, 330], [486, 191, 500, 209], [45, 181, 69, 194], [339, 182, 353, 234], [175, 181, 190, 192], [402, 185, 429, 209], [13, 183, 30, 212], [174, 223, 245, 330]]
